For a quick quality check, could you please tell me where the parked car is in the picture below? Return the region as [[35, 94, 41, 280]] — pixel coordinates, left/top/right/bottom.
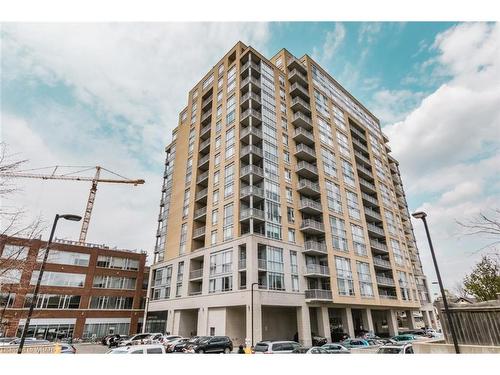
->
[[118, 333, 152, 346], [292, 346, 329, 354], [331, 331, 350, 342], [0, 337, 16, 346], [321, 343, 350, 354], [391, 334, 419, 343], [57, 343, 77, 354], [366, 338, 384, 346], [340, 338, 370, 349], [160, 335, 182, 344], [377, 343, 414, 354], [311, 334, 327, 346], [253, 340, 302, 354], [165, 337, 189, 352], [189, 336, 233, 354], [173, 336, 201, 352], [107, 344, 167, 354], [8, 338, 50, 346]]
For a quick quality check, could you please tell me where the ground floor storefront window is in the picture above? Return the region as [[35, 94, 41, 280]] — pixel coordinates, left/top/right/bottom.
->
[[83, 322, 130, 339], [16, 324, 75, 341]]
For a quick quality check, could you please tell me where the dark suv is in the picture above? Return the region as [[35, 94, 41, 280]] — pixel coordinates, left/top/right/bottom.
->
[[191, 336, 233, 354]]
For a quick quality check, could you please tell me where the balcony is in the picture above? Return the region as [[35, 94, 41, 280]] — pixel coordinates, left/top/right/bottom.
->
[[291, 111, 313, 130], [293, 127, 315, 145], [287, 56, 307, 74], [193, 226, 206, 240], [240, 185, 264, 202], [299, 198, 322, 215], [356, 164, 374, 179], [201, 110, 212, 125], [359, 178, 376, 193], [201, 94, 213, 111], [240, 108, 262, 126], [300, 219, 325, 235], [288, 68, 308, 86], [294, 143, 317, 162], [289, 82, 310, 101], [195, 187, 208, 202], [194, 207, 207, 221], [240, 208, 265, 223], [379, 292, 397, 300], [189, 268, 203, 280], [196, 170, 209, 186], [197, 154, 210, 170], [240, 165, 264, 182], [364, 207, 382, 221], [240, 126, 263, 143], [370, 239, 389, 253], [397, 196, 407, 208], [303, 240, 328, 256], [200, 123, 211, 140], [297, 179, 321, 197], [257, 258, 267, 270], [354, 151, 371, 166], [240, 145, 263, 162], [367, 224, 386, 240], [305, 289, 332, 301], [241, 61, 261, 75], [290, 96, 311, 115], [373, 257, 392, 269], [376, 275, 396, 287], [296, 161, 318, 178], [240, 76, 261, 92], [199, 138, 210, 154], [350, 126, 366, 140], [395, 185, 404, 197], [352, 137, 369, 153], [361, 193, 379, 207], [304, 264, 330, 277], [240, 91, 261, 110]]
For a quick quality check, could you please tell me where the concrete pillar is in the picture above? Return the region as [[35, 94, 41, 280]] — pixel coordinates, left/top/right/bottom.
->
[[406, 310, 416, 330], [361, 308, 374, 334], [246, 301, 262, 346], [317, 306, 331, 341], [197, 307, 208, 336], [386, 310, 399, 336], [430, 310, 438, 330], [423, 310, 432, 329], [165, 309, 174, 335], [341, 307, 355, 338], [296, 305, 312, 347], [172, 310, 181, 335]]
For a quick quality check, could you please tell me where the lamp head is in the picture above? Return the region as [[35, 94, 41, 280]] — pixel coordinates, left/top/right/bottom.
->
[[60, 214, 82, 222], [411, 211, 427, 220]]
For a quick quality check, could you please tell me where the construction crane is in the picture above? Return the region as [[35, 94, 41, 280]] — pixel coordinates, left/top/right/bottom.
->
[[1, 165, 145, 243]]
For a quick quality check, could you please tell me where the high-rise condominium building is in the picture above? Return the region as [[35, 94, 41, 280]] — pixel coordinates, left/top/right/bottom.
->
[[146, 42, 435, 346]]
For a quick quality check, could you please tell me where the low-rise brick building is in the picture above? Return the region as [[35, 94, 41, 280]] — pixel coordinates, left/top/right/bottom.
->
[[0, 235, 148, 341]]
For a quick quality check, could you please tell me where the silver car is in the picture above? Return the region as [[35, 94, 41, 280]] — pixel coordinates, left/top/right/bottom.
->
[[253, 340, 301, 354]]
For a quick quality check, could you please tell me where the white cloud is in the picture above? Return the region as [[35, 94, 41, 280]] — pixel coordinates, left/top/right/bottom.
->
[[370, 89, 426, 124], [1, 23, 271, 261], [384, 22, 500, 288], [358, 22, 382, 45], [312, 23, 346, 64]]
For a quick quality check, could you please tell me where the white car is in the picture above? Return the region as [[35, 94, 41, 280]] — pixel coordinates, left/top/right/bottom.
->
[[107, 344, 167, 354], [118, 333, 152, 346], [253, 340, 302, 354], [377, 343, 414, 354]]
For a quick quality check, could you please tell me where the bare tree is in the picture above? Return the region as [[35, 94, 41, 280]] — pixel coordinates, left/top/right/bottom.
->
[[456, 209, 500, 255]]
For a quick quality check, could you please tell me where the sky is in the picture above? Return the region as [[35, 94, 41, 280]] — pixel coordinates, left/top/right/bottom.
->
[[1, 22, 499, 297]]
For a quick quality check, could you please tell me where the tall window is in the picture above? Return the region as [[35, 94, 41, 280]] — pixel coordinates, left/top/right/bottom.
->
[[211, 230, 217, 245], [290, 251, 299, 292], [330, 216, 348, 252], [223, 204, 233, 241], [356, 261, 374, 297], [325, 180, 342, 214], [179, 223, 188, 255], [391, 239, 404, 266], [227, 65, 236, 93], [342, 160, 355, 187], [322, 148, 337, 177], [385, 211, 398, 236], [182, 189, 190, 219], [176, 262, 184, 297], [288, 228, 296, 243], [1, 244, 28, 260], [212, 190, 219, 205], [346, 190, 361, 220], [152, 266, 172, 300], [185, 157, 193, 185], [318, 117, 334, 146], [332, 105, 346, 131], [224, 164, 234, 198], [335, 256, 354, 296], [337, 132, 350, 157], [286, 187, 293, 203], [212, 209, 218, 225], [226, 94, 236, 125], [266, 246, 284, 290], [209, 249, 232, 293], [188, 127, 195, 154], [351, 224, 367, 256], [225, 127, 235, 158], [398, 271, 411, 300], [214, 170, 220, 186]]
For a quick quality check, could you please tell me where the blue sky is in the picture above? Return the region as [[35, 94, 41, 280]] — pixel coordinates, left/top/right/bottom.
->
[[1, 22, 499, 295]]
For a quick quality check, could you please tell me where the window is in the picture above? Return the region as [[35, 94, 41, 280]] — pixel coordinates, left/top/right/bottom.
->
[[188, 127, 195, 154], [215, 136, 221, 150], [152, 266, 172, 300], [346, 190, 361, 220], [335, 257, 354, 296], [285, 169, 292, 183], [356, 261, 374, 297], [1, 244, 28, 260], [212, 209, 218, 225], [322, 148, 337, 177], [211, 230, 217, 245], [214, 153, 221, 167], [182, 189, 190, 219], [202, 73, 214, 91], [0, 269, 22, 284], [337, 131, 350, 157], [89, 295, 133, 310], [227, 65, 236, 93], [288, 228, 296, 243], [96, 256, 139, 271], [226, 95, 236, 125], [32, 271, 86, 288], [287, 207, 295, 223], [265, 246, 284, 290], [176, 262, 184, 297], [282, 133, 288, 146], [40, 249, 90, 267], [216, 119, 222, 134], [218, 77, 223, 89], [213, 190, 219, 205], [342, 160, 355, 187], [225, 128, 235, 158], [0, 292, 15, 308], [332, 105, 346, 130], [391, 239, 404, 266], [224, 164, 234, 198], [92, 275, 136, 290], [185, 157, 193, 184], [286, 187, 293, 203], [209, 249, 232, 293], [218, 64, 224, 75], [325, 180, 342, 213], [266, 223, 282, 240], [385, 211, 398, 236], [179, 223, 188, 255], [318, 117, 334, 146], [284, 150, 290, 164], [223, 204, 233, 241], [330, 216, 348, 252], [213, 170, 220, 186], [351, 224, 367, 256], [398, 271, 411, 300]]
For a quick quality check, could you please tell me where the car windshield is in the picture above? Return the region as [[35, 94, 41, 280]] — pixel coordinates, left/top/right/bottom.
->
[[378, 347, 402, 354], [109, 350, 129, 354], [254, 343, 269, 352]]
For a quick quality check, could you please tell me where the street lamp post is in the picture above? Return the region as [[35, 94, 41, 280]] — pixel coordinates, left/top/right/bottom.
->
[[17, 213, 81, 354], [411, 211, 460, 354], [250, 282, 258, 347]]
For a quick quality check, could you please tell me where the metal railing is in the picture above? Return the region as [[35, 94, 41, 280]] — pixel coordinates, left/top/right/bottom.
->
[[297, 179, 320, 194], [291, 96, 311, 111], [304, 264, 329, 276], [364, 207, 382, 220], [240, 91, 261, 105], [201, 111, 212, 122], [292, 111, 312, 126], [295, 143, 316, 158], [240, 126, 263, 140], [196, 170, 209, 184], [240, 185, 264, 199], [305, 289, 332, 300], [189, 268, 203, 279], [197, 154, 210, 167], [199, 138, 210, 151], [293, 127, 314, 142], [376, 275, 396, 286], [373, 257, 392, 268], [300, 219, 325, 232], [200, 123, 211, 137], [299, 198, 322, 212], [362, 192, 379, 205], [194, 207, 207, 219], [296, 161, 318, 175], [304, 240, 327, 254], [359, 178, 376, 191], [370, 239, 388, 251], [240, 165, 264, 179], [240, 208, 265, 221], [195, 188, 208, 201], [240, 145, 263, 158]]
